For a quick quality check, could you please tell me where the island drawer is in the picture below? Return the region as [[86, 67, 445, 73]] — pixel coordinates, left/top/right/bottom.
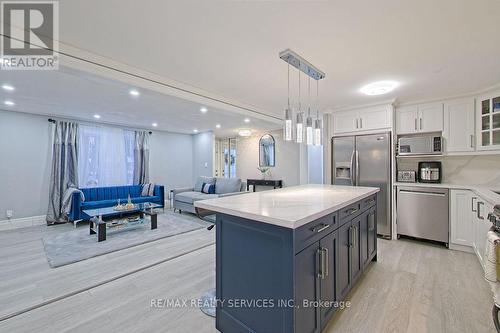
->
[[360, 195, 376, 210], [294, 212, 338, 253], [339, 202, 362, 222]]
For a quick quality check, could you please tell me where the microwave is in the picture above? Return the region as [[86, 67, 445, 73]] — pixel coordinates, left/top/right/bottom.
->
[[397, 135, 443, 156]]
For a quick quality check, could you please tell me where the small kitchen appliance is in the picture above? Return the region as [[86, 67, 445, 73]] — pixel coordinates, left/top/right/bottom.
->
[[397, 135, 443, 156], [418, 161, 442, 183], [397, 170, 417, 183]]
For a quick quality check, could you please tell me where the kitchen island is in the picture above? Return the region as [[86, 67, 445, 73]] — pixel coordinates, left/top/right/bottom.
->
[[194, 184, 380, 333]]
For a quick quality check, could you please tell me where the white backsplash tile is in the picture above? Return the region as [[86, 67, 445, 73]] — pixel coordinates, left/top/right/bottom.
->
[[397, 155, 500, 187]]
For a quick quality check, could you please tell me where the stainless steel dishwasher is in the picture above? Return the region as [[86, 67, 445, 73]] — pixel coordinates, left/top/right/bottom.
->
[[397, 186, 449, 245]]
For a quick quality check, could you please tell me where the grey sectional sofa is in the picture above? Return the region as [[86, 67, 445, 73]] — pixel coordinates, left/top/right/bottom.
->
[[173, 176, 247, 214]]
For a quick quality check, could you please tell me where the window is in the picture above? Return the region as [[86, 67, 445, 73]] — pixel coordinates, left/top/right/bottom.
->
[[78, 125, 135, 187]]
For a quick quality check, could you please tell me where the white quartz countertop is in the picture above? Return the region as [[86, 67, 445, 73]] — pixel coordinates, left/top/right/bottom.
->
[[394, 182, 500, 205], [194, 184, 380, 229]]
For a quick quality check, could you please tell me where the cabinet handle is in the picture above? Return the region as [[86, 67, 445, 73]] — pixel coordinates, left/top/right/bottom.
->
[[477, 202, 485, 220], [356, 118, 359, 129], [353, 226, 357, 248], [419, 118, 423, 130], [360, 118, 363, 129], [311, 223, 331, 233], [365, 199, 375, 206], [345, 208, 358, 216], [348, 226, 353, 247], [317, 247, 328, 279], [470, 135, 474, 148], [472, 197, 477, 212], [414, 118, 417, 131]]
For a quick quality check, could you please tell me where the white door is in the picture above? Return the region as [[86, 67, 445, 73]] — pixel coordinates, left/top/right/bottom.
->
[[396, 105, 418, 135], [333, 110, 359, 134], [443, 98, 475, 152], [418, 102, 444, 133], [359, 105, 392, 131], [450, 190, 474, 247]]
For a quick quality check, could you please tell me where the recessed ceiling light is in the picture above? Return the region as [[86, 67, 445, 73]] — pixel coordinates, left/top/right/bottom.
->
[[238, 129, 252, 137], [2, 84, 14, 91], [152, 123, 158, 127], [93, 114, 101, 119], [244, 118, 250, 123], [193, 129, 199, 133], [360, 81, 399, 96], [215, 124, 221, 129], [129, 89, 140, 97], [4, 100, 15, 106], [200, 107, 208, 113]]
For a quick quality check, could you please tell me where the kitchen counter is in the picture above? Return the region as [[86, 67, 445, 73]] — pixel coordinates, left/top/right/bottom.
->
[[194, 184, 380, 229], [200, 184, 380, 333], [394, 182, 500, 205]]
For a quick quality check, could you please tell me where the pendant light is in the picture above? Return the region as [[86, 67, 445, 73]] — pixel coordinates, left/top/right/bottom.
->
[[305, 77, 313, 145], [296, 70, 304, 143], [283, 63, 294, 141], [314, 80, 322, 146]]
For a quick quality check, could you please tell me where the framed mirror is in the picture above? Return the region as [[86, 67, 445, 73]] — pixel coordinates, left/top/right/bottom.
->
[[259, 134, 275, 167]]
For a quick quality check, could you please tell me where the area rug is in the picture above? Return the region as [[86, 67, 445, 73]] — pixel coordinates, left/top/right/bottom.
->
[[42, 211, 213, 268]]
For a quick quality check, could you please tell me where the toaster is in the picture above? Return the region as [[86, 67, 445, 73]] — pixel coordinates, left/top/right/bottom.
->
[[397, 170, 417, 183]]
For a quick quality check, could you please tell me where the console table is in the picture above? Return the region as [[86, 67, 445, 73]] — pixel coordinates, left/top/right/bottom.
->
[[246, 179, 283, 192]]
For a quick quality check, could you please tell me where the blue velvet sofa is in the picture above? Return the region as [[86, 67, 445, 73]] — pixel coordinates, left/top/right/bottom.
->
[[69, 185, 165, 221]]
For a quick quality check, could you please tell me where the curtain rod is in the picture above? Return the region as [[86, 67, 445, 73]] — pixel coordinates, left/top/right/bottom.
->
[[47, 118, 153, 135]]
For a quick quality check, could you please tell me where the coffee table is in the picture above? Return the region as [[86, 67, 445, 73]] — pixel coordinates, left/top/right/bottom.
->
[[83, 202, 161, 242]]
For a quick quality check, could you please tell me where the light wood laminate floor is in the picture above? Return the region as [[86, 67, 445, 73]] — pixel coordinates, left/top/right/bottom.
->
[[0, 220, 495, 332]]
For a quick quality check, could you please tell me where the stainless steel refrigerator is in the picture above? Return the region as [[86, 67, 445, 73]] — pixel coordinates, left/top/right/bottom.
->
[[332, 132, 392, 238]]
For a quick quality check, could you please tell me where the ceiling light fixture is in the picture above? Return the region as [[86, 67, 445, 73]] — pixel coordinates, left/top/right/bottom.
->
[[193, 129, 199, 133], [360, 81, 398, 96], [93, 114, 101, 119], [314, 80, 322, 146], [2, 84, 15, 91], [129, 89, 140, 97], [280, 49, 325, 146], [4, 100, 15, 106], [152, 123, 158, 127], [238, 129, 252, 137], [244, 118, 250, 123], [200, 107, 208, 113], [215, 124, 221, 129]]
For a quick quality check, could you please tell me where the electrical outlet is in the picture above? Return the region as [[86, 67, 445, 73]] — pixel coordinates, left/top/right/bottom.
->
[[6, 210, 13, 219]]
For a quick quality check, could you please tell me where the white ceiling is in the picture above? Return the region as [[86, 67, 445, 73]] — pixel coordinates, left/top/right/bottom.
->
[[0, 66, 279, 137], [53, 0, 500, 116]]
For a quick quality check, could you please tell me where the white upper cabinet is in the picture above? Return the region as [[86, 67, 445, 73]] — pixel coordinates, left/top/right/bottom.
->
[[333, 110, 358, 134], [396, 103, 444, 135], [476, 90, 500, 151], [333, 104, 393, 135], [418, 103, 444, 133], [443, 98, 475, 153], [395, 105, 418, 134]]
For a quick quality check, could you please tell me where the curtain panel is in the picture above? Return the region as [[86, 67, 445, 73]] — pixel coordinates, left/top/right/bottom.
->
[[46, 121, 79, 225], [133, 131, 150, 184]]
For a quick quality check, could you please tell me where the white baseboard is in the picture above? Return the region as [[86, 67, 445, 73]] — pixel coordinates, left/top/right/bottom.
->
[[0, 215, 46, 231], [449, 243, 474, 254]]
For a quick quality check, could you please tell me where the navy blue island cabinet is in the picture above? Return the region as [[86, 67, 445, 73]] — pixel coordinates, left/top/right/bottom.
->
[[214, 194, 378, 333]]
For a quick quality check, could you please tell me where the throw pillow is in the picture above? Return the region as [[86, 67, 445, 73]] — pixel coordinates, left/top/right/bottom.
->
[[194, 176, 216, 192], [141, 183, 154, 197], [201, 182, 215, 194], [148, 183, 156, 196]]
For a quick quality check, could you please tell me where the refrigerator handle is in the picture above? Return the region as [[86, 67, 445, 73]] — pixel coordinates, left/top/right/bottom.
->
[[355, 150, 359, 186], [350, 151, 355, 186]]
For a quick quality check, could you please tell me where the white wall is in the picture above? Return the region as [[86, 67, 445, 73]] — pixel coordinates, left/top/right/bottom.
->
[[0, 110, 206, 221], [192, 131, 214, 182], [236, 129, 307, 188], [0, 111, 52, 220]]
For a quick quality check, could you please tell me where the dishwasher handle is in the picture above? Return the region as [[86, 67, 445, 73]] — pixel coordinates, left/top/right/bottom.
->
[[398, 189, 447, 197]]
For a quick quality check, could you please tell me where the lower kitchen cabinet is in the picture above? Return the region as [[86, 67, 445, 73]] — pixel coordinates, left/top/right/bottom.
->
[[473, 197, 493, 267], [449, 189, 474, 249]]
